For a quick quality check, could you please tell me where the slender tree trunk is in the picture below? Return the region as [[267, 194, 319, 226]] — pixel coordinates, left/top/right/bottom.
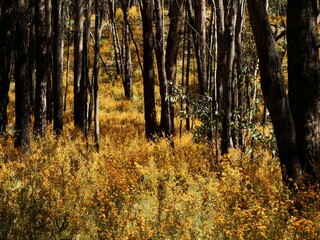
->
[[287, 0, 320, 183], [14, 0, 30, 151], [216, 0, 238, 155], [247, 0, 301, 184], [142, 0, 158, 139], [28, 1, 36, 116], [64, 8, 71, 112], [34, 0, 48, 137], [52, 0, 65, 134], [186, 0, 207, 96], [74, 0, 84, 127], [236, 0, 246, 148], [165, 0, 185, 135], [46, 0, 53, 123], [154, 0, 172, 138], [82, 0, 91, 136], [93, 0, 105, 150], [121, 2, 133, 99]]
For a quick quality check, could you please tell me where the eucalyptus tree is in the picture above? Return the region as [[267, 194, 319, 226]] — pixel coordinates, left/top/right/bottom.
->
[[141, 0, 158, 139], [0, 1, 14, 133], [247, 0, 301, 184], [14, 0, 31, 151], [34, 0, 48, 137], [287, 0, 320, 184], [52, 0, 65, 134]]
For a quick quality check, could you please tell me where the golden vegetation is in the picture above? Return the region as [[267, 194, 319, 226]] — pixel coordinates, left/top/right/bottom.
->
[[1, 78, 320, 239]]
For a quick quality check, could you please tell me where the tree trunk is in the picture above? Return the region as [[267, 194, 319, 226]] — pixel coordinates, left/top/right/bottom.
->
[[186, 0, 207, 96], [165, 0, 185, 135], [46, 0, 53, 123], [247, 0, 301, 184], [34, 0, 48, 137], [93, 0, 105, 150], [142, 0, 158, 139], [74, 0, 84, 127], [216, 0, 238, 155], [121, 1, 133, 99], [154, 0, 172, 138], [52, 0, 65, 134], [14, 0, 30, 151], [81, 0, 91, 135], [287, 0, 320, 183], [0, 2, 14, 133]]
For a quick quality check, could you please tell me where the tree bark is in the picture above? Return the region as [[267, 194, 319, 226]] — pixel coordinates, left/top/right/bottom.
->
[[34, 0, 48, 137], [52, 0, 65, 134], [0, 2, 14, 133], [14, 0, 30, 151], [247, 0, 301, 183], [142, 0, 158, 139], [74, 0, 84, 127], [287, 0, 320, 183], [93, 0, 105, 150], [154, 0, 172, 138], [165, 0, 185, 137], [46, 0, 53, 123], [186, 0, 207, 96], [121, 1, 133, 99]]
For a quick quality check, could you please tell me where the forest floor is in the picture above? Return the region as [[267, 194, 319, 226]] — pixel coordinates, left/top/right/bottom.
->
[[1, 77, 320, 239]]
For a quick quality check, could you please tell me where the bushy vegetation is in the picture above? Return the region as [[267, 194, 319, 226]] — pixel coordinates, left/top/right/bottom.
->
[[1, 80, 320, 239]]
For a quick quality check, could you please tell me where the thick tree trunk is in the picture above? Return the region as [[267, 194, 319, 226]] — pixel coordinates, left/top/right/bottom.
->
[[34, 0, 48, 137], [142, 0, 158, 139], [74, 0, 84, 127], [247, 0, 301, 184], [0, 3, 14, 133], [14, 0, 30, 151], [52, 0, 65, 134], [287, 0, 320, 183]]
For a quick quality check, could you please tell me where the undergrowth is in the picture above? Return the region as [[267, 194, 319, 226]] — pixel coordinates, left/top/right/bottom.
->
[[0, 90, 319, 239]]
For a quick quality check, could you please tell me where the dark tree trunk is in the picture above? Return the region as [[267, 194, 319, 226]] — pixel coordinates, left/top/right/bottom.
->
[[121, 1, 133, 99], [92, 0, 105, 150], [46, 0, 53, 123], [247, 0, 301, 184], [28, 0, 36, 116], [74, 0, 84, 127], [154, 0, 172, 138], [142, 0, 158, 139], [108, 0, 122, 76], [81, 0, 91, 135], [0, 2, 14, 133], [165, 0, 185, 137], [14, 0, 30, 151], [236, 1, 246, 148], [287, 0, 320, 183], [215, 0, 238, 155], [52, 0, 65, 134], [34, 0, 48, 137], [186, 0, 207, 96]]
